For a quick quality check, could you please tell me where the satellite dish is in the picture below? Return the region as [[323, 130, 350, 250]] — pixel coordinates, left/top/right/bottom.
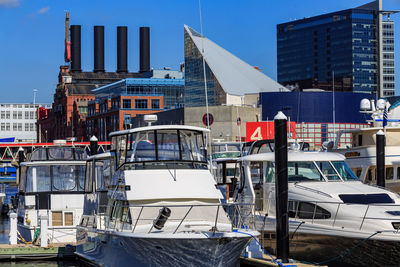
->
[[360, 99, 371, 111], [376, 99, 386, 110]]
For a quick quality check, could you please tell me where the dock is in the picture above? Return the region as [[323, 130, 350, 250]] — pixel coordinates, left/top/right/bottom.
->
[[240, 256, 325, 267], [0, 244, 75, 260]]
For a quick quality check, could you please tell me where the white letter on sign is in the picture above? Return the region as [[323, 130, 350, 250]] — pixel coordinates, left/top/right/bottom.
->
[[250, 127, 262, 141]]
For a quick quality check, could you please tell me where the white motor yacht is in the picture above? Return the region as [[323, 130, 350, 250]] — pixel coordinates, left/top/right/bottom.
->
[[332, 127, 400, 192], [16, 146, 87, 244], [235, 150, 400, 266], [76, 125, 258, 267]]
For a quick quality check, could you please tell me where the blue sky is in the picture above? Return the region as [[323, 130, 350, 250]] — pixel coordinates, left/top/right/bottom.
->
[[0, 0, 399, 103]]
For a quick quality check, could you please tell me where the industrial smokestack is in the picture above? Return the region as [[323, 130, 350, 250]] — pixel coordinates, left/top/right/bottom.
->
[[94, 26, 105, 72], [140, 27, 150, 73], [70, 25, 81, 72], [117, 26, 128, 73]]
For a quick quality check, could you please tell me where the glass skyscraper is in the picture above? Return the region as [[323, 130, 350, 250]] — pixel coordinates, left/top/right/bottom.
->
[[277, 1, 396, 96]]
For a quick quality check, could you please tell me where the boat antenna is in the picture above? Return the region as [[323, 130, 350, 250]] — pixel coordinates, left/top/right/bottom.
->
[[198, 0, 213, 169], [236, 105, 243, 156]]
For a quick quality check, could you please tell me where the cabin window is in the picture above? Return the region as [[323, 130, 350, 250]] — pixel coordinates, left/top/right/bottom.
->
[[386, 167, 394, 180], [265, 162, 275, 183], [85, 161, 93, 193], [95, 159, 113, 191], [316, 161, 340, 181], [250, 162, 263, 185], [24, 165, 85, 193], [124, 129, 207, 168], [358, 135, 362, 146], [331, 161, 358, 180], [288, 162, 322, 182], [288, 201, 331, 219], [157, 130, 180, 161], [115, 134, 128, 167]]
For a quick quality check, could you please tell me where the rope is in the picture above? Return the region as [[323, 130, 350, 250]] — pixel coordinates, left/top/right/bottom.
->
[[234, 229, 297, 267]]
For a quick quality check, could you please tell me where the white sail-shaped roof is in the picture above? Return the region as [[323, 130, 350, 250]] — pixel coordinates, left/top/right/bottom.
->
[[184, 25, 288, 96]]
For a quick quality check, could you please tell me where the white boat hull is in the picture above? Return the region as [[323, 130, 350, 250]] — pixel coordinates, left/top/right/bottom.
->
[[76, 228, 253, 267]]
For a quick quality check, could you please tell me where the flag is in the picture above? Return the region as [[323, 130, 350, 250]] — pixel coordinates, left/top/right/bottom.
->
[[383, 106, 388, 128]]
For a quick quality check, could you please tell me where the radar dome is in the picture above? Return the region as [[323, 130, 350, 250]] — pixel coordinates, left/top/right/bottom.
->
[[376, 99, 386, 110], [360, 99, 371, 111]]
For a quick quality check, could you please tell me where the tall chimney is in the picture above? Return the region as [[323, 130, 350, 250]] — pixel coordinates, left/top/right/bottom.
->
[[140, 27, 150, 73], [70, 25, 81, 72], [94, 26, 105, 72], [117, 26, 128, 73]]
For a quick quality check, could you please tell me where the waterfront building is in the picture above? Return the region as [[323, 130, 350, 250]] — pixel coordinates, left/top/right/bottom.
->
[[86, 77, 184, 140], [37, 22, 163, 141], [0, 103, 50, 142], [260, 91, 372, 149], [277, 0, 397, 97], [184, 25, 286, 108]]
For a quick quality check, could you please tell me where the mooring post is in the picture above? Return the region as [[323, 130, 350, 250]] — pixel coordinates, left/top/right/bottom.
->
[[376, 130, 385, 187], [274, 111, 289, 263], [90, 135, 98, 156], [18, 147, 25, 163], [9, 212, 17, 245], [40, 214, 49, 247]]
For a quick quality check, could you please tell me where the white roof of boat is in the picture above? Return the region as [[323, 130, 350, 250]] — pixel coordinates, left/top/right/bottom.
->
[[184, 25, 287, 95], [110, 125, 210, 137], [240, 151, 345, 162], [21, 161, 86, 166], [338, 127, 400, 133]]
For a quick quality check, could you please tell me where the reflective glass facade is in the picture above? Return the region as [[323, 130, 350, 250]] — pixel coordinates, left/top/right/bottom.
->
[[93, 78, 184, 110], [277, 8, 389, 94], [184, 29, 226, 107]]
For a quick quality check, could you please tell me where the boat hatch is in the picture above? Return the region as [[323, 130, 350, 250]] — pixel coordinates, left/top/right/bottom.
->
[[339, 193, 394, 204]]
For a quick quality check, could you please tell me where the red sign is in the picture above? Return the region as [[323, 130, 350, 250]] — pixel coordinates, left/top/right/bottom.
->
[[246, 121, 296, 142], [202, 113, 214, 126]]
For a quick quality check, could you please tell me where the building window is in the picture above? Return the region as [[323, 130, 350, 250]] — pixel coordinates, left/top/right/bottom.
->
[[13, 111, 17, 119], [135, 99, 148, 109], [151, 99, 160, 109], [18, 111, 22, 120], [123, 99, 131, 109], [6, 111, 10, 119], [13, 123, 17, 131], [18, 123, 22, 131], [6, 123, 10, 131], [30, 111, 35, 120], [25, 123, 29, 131], [0, 123, 5, 131]]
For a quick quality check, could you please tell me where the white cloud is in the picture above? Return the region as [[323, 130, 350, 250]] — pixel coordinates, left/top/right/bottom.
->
[[0, 0, 20, 8], [37, 6, 50, 14]]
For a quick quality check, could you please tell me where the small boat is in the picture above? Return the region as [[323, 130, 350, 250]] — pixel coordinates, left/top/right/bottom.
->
[[76, 123, 258, 267], [16, 145, 87, 244], [235, 150, 400, 266]]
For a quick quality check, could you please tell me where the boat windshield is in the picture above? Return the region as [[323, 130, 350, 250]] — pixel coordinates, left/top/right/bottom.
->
[[23, 165, 85, 193], [114, 129, 207, 169], [30, 147, 87, 161], [265, 160, 358, 182], [331, 161, 358, 181]]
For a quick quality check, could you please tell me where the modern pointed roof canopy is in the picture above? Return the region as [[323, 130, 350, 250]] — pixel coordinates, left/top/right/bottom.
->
[[184, 25, 287, 96]]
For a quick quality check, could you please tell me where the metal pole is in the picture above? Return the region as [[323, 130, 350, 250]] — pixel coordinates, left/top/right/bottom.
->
[[274, 111, 289, 263], [90, 135, 98, 156], [376, 130, 385, 187]]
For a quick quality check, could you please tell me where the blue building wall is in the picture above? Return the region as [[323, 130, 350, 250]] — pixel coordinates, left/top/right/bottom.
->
[[260, 92, 372, 123]]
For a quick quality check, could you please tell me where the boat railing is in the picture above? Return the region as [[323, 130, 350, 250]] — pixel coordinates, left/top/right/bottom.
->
[[263, 197, 400, 231], [93, 203, 256, 234]]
